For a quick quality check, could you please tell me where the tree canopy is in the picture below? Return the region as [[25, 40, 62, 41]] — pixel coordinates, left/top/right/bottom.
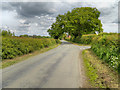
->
[[1, 30, 15, 37], [47, 7, 103, 39]]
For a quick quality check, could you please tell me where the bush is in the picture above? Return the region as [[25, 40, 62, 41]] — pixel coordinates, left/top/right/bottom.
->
[[2, 37, 60, 60], [68, 32, 120, 72], [91, 34, 119, 71], [73, 34, 96, 44]]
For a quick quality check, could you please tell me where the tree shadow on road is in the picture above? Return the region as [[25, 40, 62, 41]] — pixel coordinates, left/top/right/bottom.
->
[[61, 41, 72, 45]]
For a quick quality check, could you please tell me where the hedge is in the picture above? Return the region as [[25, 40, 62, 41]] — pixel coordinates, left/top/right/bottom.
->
[[69, 33, 120, 72], [73, 34, 96, 44], [2, 37, 60, 60], [91, 34, 119, 71]]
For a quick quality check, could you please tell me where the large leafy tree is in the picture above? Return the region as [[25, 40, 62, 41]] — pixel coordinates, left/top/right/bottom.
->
[[47, 7, 103, 39]]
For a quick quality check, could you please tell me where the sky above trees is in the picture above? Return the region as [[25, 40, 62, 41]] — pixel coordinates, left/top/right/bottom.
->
[[0, 0, 119, 36]]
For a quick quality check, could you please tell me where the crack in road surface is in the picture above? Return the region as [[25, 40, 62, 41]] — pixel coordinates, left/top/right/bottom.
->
[[2, 40, 91, 88]]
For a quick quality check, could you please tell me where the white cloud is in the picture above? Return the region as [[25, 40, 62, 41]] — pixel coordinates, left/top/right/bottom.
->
[[103, 23, 118, 33], [19, 19, 26, 24], [49, 8, 57, 13], [2, 11, 19, 27], [35, 16, 41, 19], [35, 23, 38, 26]]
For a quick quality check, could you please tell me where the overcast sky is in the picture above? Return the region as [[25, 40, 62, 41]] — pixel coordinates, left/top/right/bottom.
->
[[0, 0, 119, 36]]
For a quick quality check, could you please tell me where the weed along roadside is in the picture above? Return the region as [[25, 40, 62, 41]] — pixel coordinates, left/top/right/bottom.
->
[[82, 49, 118, 88]]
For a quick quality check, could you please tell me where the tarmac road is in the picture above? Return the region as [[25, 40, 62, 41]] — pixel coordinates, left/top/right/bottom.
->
[[2, 40, 91, 88]]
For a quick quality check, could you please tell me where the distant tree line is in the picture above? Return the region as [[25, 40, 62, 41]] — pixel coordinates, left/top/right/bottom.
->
[[1, 30, 15, 37], [19, 34, 51, 38], [1, 30, 51, 38]]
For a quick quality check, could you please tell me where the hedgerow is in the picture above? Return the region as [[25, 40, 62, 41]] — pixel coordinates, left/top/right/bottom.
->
[[91, 34, 119, 71], [2, 37, 60, 60], [69, 33, 120, 72], [73, 34, 96, 44]]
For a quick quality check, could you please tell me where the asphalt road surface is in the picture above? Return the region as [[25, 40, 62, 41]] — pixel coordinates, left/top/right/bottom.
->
[[2, 40, 91, 88]]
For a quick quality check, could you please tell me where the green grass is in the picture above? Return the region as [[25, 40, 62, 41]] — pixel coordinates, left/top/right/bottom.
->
[[82, 49, 118, 88], [82, 50, 105, 88], [1, 44, 60, 69]]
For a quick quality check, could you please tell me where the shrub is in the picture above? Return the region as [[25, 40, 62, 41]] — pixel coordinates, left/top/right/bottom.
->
[[73, 34, 96, 44], [91, 34, 119, 71], [2, 37, 60, 60], [69, 33, 120, 72]]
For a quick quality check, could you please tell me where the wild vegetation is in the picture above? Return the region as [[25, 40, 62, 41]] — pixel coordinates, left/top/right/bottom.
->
[[91, 33, 119, 71], [19, 34, 51, 38], [2, 30, 60, 60], [82, 49, 118, 88], [2, 30, 15, 36], [66, 33, 119, 73]]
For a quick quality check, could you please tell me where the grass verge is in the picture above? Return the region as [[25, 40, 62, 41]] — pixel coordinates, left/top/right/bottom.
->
[[1, 44, 60, 69], [82, 49, 118, 88]]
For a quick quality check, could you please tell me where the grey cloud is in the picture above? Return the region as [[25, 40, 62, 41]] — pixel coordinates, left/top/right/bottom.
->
[[99, 3, 118, 23], [23, 20, 31, 25], [118, 1, 120, 23], [18, 25, 30, 29], [2, 2, 83, 18], [100, 8, 112, 16], [2, 2, 14, 11], [5, 2, 57, 18], [100, 4, 117, 17]]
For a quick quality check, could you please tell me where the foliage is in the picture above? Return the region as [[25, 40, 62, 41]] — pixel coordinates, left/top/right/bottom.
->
[[70, 33, 119, 45], [47, 7, 103, 39], [91, 34, 119, 71], [69, 33, 120, 72], [73, 34, 96, 44], [82, 49, 118, 88], [2, 30, 15, 36], [20, 34, 51, 38], [2, 36, 60, 60], [82, 50, 104, 88], [1, 44, 60, 69]]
